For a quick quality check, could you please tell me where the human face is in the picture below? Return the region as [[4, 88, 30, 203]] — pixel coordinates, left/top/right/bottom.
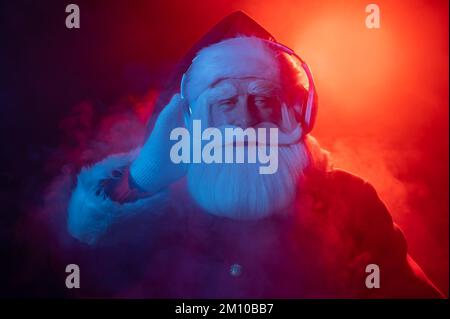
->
[[207, 77, 283, 128]]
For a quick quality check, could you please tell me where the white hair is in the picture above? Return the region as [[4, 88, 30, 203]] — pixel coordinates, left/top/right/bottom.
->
[[183, 37, 281, 103]]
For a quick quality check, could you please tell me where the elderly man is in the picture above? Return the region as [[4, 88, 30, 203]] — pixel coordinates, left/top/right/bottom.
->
[[66, 12, 442, 298]]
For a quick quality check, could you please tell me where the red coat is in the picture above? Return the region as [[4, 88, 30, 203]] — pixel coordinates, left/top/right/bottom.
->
[[62, 157, 443, 298]]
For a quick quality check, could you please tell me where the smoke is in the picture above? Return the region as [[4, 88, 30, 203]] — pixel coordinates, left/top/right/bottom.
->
[[44, 91, 157, 174], [9, 0, 447, 296], [241, 0, 449, 295]]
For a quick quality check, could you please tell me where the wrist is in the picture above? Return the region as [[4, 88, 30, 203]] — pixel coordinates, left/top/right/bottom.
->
[[129, 157, 161, 193], [106, 166, 152, 203]]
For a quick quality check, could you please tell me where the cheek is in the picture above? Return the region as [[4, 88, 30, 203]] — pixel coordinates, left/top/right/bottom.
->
[[210, 107, 234, 126], [259, 108, 274, 120], [259, 107, 281, 124]]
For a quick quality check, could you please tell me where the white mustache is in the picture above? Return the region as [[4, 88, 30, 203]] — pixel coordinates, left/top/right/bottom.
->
[[212, 121, 301, 147]]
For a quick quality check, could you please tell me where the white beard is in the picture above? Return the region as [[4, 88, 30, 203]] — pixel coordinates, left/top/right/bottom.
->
[[186, 141, 310, 220]]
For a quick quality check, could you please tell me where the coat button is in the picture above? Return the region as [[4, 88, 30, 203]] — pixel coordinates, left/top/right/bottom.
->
[[230, 263, 242, 277]]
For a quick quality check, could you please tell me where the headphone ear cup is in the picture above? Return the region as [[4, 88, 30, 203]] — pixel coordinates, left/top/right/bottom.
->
[[302, 90, 318, 135], [183, 102, 191, 129], [183, 113, 189, 128], [292, 88, 311, 133]]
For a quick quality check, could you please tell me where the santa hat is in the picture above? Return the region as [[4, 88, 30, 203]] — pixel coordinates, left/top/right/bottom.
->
[[145, 11, 280, 138]]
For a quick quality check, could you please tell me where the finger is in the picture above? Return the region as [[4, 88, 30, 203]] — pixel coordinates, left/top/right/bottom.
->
[[158, 93, 184, 123], [280, 103, 296, 132], [151, 94, 186, 140], [190, 91, 211, 127]]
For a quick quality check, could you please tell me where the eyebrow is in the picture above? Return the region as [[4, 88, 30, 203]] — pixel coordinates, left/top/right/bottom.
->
[[210, 77, 228, 88], [248, 81, 280, 96], [205, 84, 238, 103]]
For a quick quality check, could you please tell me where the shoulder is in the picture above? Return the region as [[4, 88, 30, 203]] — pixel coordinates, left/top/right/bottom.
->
[[325, 168, 404, 250], [309, 168, 397, 238], [304, 168, 380, 206], [327, 168, 373, 191], [326, 167, 390, 211], [325, 169, 384, 210]]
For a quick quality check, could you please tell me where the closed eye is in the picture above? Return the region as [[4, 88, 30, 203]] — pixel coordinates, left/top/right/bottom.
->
[[217, 97, 237, 108], [252, 96, 276, 109]]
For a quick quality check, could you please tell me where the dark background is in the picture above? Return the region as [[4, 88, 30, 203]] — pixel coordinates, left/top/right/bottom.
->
[[0, 0, 448, 297]]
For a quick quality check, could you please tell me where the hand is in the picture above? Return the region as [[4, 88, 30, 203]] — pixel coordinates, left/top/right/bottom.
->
[[129, 94, 188, 193]]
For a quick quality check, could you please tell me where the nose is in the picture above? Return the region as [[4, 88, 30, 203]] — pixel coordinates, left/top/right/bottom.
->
[[233, 95, 258, 128]]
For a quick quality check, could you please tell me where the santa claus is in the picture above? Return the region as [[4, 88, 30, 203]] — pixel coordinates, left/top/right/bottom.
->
[[66, 11, 443, 298]]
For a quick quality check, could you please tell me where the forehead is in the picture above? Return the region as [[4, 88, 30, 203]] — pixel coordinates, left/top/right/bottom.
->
[[211, 77, 282, 95]]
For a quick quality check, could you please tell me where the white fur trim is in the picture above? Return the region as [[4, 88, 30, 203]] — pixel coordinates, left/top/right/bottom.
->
[[67, 148, 170, 245]]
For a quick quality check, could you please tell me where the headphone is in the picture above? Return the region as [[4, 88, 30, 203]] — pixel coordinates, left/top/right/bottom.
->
[[180, 39, 318, 135]]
